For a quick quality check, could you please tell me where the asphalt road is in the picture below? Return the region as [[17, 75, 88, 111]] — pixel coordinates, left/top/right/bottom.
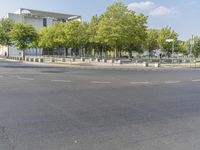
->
[[1, 59, 200, 150]]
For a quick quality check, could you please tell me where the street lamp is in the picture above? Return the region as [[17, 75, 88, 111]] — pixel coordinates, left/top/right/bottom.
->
[[189, 35, 194, 66], [166, 39, 174, 65]]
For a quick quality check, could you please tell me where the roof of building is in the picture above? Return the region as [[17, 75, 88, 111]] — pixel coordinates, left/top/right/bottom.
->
[[15, 8, 81, 20]]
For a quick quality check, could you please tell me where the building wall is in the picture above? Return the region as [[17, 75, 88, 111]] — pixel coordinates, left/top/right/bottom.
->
[[0, 46, 7, 56], [5, 13, 46, 56], [47, 18, 53, 26], [1, 10, 81, 57], [8, 13, 23, 23], [24, 16, 44, 30]]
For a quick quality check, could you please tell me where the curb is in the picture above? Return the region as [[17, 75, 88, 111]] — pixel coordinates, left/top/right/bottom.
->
[[1, 57, 200, 70]]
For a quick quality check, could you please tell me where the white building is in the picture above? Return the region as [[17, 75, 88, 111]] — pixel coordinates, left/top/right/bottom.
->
[[0, 8, 81, 57]]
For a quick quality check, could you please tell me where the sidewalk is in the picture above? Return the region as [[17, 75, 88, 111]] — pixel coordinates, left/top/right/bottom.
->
[[1, 57, 199, 70]]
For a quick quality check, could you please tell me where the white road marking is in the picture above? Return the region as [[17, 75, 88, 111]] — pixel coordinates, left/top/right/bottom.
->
[[17, 77, 35, 81], [192, 79, 200, 82], [165, 81, 181, 84], [130, 82, 150, 85], [91, 81, 112, 84], [10, 75, 21, 78], [51, 80, 72, 83]]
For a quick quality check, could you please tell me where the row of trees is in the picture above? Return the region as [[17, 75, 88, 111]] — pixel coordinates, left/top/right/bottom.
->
[[0, 2, 200, 59], [145, 28, 200, 57], [38, 2, 148, 58]]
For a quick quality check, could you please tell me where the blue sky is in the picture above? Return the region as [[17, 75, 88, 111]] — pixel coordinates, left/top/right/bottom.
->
[[0, 0, 199, 40]]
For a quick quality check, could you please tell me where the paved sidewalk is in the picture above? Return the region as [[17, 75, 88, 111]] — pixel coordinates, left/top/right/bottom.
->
[[1, 57, 199, 71]]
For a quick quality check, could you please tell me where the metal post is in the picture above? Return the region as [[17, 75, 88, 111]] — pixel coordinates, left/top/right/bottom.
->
[[166, 39, 174, 67], [172, 40, 174, 66], [189, 35, 194, 68]]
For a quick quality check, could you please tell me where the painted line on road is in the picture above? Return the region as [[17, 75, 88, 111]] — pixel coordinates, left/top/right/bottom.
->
[[17, 77, 35, 81], [192, 79, 200, 82], [51, 80, 72, 83], [10, 75, 21, 78], [91, 81, 112, 84], [164, 81, 181, 84], [130, 82, 150, 85]]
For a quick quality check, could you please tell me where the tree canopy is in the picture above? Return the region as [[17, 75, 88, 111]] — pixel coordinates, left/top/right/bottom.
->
[[9, 23, 38, 59], [0, 2, 197, 59], [158, 27, 178, 55], [0, 18, 14, 56]]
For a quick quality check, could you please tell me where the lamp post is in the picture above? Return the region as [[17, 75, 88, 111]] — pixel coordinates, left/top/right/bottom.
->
[[166, 39, 174, 65], [190, 35, 194, 67]]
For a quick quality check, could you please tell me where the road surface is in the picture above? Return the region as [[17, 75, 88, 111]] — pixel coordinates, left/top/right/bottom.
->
[[0, 59, 200, 150]]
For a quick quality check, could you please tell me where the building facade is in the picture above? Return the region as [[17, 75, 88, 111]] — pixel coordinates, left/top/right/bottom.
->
[[0, 8, 81, 57]]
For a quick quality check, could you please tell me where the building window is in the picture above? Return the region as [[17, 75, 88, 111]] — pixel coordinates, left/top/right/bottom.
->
[[43, 18, 47, 27]]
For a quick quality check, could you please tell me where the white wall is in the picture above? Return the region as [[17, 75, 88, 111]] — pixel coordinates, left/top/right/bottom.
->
[[24, 16, 44, 30], [25, 48, 43, 56], [47, 18, 53, 26], [1, 11, 80, 57], [9, 46, 22, 56], [8, 13, 23, 23], [4, 14, 44, 56]]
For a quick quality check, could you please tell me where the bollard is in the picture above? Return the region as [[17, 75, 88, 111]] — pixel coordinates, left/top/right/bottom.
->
[[143, 62, 148, 67], [154, 63, 161, 68], [34, 58, 39, 62], [70, 57, 75, 62], [101, 58, 107, 63], [81, 57, 85, 62], [62, 58, 66, 62], [95, 58, 100, 62], [89, 58, 94, 62], [39, 58, 44, 63]]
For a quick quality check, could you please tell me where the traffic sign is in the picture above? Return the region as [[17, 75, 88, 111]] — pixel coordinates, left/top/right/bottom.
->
[[25, 40, 31, 44]]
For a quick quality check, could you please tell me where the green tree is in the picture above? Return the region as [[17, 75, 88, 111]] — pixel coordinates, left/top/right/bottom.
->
[[81, 22, 90, 57], [0, 18, 15, 57], [145, 29, 160, 57], [38, 26, 55, 54], [87, 15, 102, 56], [193, 36, 200, 57], [52, 23, 66, 50], [10, 23, 38, 59], [96, 2, 147, 58], [125, 13, 148, 58], [64, 21, 85, 56], [177, 40, 189, 56], [51, 22, 67, 56], [28, 34, 39, 56], [158, 26, 178, 56], [96, 2, 128, 58]]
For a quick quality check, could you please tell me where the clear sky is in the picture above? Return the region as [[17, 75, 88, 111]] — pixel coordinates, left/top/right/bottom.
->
[[0, 0, 199, 40]]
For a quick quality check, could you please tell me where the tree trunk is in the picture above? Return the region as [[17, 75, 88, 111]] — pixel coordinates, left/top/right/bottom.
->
[[115, 46, 117, 59], [22, 51, 25, 60], [7, 45, 10, 58], [36, 48, 38, 56], [149, 50, 150, 61], [128, 49, 132, 59]]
